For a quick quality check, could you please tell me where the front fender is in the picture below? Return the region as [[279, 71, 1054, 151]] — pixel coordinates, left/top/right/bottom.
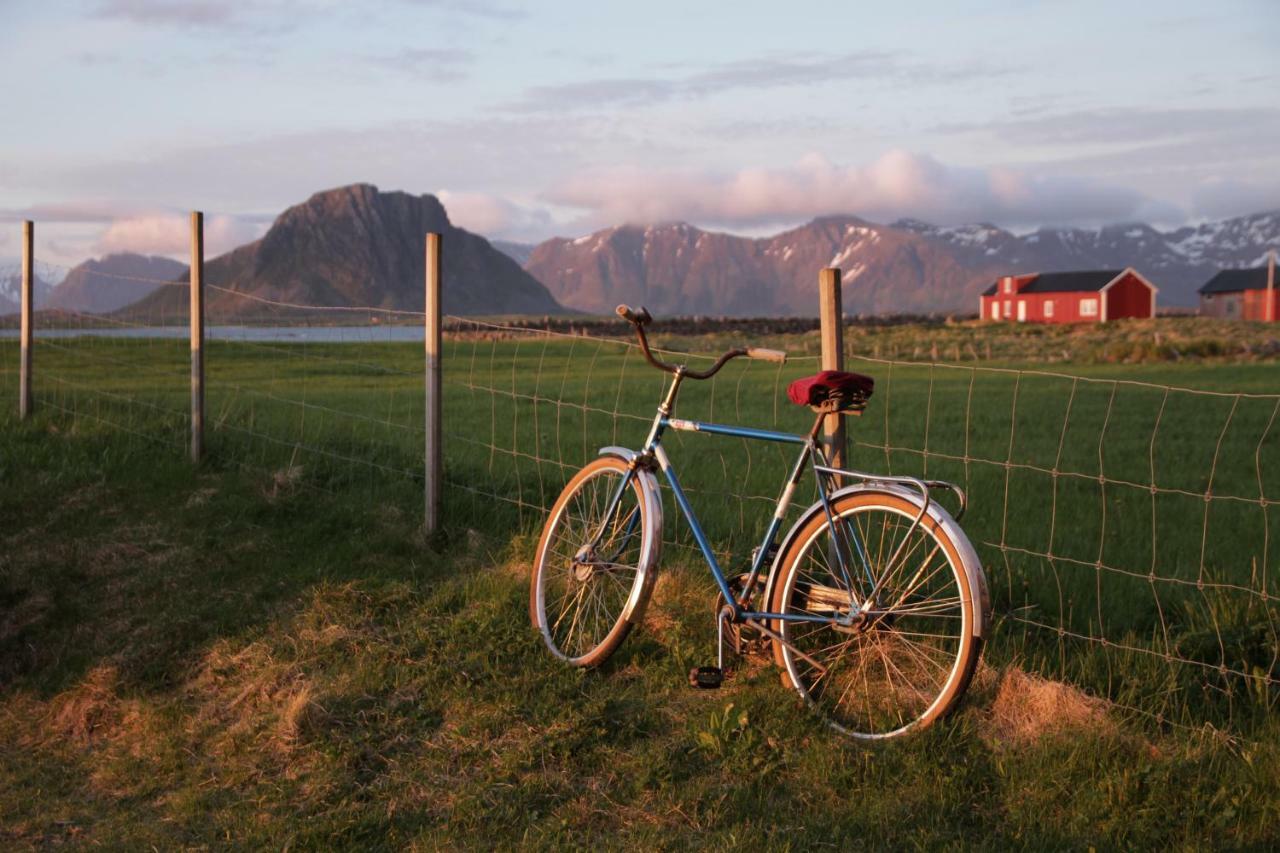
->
[[598, 446, 664, 625], [762, 482, 990, 640]]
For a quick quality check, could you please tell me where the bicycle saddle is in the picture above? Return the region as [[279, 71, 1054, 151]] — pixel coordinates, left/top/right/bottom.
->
[[787, 370, 875, 411]]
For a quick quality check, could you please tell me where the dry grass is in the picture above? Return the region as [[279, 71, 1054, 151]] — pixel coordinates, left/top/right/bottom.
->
[[978, 665, 1116, 748], [264, 464, 305, 501], [38, 665, 127, 747], [188, 633, 335, 765]]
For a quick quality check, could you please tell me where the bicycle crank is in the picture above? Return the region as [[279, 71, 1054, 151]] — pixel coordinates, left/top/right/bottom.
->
[[713, 573, 772, 659]]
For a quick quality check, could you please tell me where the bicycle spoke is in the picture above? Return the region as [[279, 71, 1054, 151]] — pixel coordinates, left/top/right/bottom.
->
[[537, 461, 650, 665], [778, 497, 974, 739]]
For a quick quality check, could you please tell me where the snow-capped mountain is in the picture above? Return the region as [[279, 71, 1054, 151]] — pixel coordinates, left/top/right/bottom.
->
[[893, 211, 1280, 308], [525, 210, 1280, 316], [0, 259, 57, 315]]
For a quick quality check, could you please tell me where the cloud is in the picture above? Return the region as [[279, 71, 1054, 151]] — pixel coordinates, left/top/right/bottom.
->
[[545, 150, 1157, 232], [92, 0, 306, 35], [398, 0, 526, 20], [13, 116, 667, 216], [935, 107, 1280, 148], [96, 213, 264, 258], [0, 202, 130, 224], [1191, 179, 1280, 221], [971, 108, 1280, 220], [436, 190, 553, 242], [94, 0, 245, 29], [511, 50, 1014, 111], [519, 77, 677, 110], [369, 47, 473, 81]]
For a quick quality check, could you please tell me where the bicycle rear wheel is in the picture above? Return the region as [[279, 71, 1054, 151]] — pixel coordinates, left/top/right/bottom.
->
[[530, 456, 657, 667], [770, 490, 981, 740]]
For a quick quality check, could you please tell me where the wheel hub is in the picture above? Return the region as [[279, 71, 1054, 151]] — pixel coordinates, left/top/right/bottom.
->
[[831, 610, 869, 635], [570, 544, 599, 582]]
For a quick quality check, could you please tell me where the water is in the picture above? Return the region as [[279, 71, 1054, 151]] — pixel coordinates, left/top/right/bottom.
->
[[0, 325, 425, 343]]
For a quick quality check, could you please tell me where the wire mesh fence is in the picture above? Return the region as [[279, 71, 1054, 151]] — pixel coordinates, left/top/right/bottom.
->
[[4, 237, 1276, 744], [200, 282, 426, 506], [440, 317, 829, 573], [6, 260, 190, 452], [438, 319, 1279, 741], [837, 355, 1279, 737]]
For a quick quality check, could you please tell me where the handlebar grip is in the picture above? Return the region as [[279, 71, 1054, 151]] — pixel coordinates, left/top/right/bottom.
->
[[746, 347, 787, 364], [615, 304, 652, 325]]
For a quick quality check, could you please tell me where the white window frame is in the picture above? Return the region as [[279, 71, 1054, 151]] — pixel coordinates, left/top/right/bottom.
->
[[1044, 299, 1054, 318], [990, 302, 999, 320], [1080, 297, 1098, 317], [1003, 279, 1013, 294], [1017, 300, 1027, 322]]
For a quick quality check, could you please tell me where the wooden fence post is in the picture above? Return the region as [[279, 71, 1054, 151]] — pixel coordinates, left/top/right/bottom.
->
[[19, 220, 33, 419], [819, 268, 845, 469], [424, 232, 442, 533], [1268, 249, 1275, 324], [190, 211, 205, 464]]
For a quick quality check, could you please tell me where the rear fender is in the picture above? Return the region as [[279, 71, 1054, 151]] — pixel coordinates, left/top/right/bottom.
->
[[761, 482, 990, 640]]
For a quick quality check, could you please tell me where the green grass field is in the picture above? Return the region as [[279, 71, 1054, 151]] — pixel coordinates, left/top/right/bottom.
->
[[1, 326, 1278, 848]]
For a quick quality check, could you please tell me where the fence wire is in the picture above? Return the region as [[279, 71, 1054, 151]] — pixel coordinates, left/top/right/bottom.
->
[[439, 316, 835, 579], [5, 256, 1276, 743], [199, 278, 425, 504], [834, 353, 1280, 739], [10, 260, 190, 452], [439, 319, 1279, 741]]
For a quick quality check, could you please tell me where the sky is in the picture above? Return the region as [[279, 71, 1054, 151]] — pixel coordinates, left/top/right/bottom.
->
[[0, 0, 1277, 266]]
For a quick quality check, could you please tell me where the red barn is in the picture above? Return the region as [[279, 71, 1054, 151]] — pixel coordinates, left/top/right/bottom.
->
[[979, 268, 1157, 324], [1197, 255, 1277, 322]]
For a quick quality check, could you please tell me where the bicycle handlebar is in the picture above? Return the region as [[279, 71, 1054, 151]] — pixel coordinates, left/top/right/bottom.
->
[[615, 304, 786, 380], [615, 304, 652, 326], [746, 347, 787, 363]]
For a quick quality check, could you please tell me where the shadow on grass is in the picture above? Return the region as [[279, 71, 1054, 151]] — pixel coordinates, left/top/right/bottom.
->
[[0, 414, 451, 701]]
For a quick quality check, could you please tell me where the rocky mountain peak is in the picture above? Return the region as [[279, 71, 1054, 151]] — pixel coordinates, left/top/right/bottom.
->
[[124, 183, 562, 317], [524, 209, 1280, 315]]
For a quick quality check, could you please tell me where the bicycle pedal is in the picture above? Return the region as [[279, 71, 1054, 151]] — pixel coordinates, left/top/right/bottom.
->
[[688, 666, 725, 689]]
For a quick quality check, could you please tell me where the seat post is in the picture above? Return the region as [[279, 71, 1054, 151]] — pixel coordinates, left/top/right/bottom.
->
[[808, 410, 826, 443]]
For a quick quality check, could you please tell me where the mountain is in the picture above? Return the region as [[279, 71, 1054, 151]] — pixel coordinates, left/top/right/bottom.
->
[[895, 211, 1280, 307], [525, 217, 1015, 316], [0, 260, 56, 315], [46, 253, 186, 314], [524, 211, 1280, 316], [128, 184, 563, 318], [493, 240, 536, 266]]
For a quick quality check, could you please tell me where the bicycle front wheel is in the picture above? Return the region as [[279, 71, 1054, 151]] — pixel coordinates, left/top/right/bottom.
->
[[770, 490, 982, 740], [530, 455, 658, 667]]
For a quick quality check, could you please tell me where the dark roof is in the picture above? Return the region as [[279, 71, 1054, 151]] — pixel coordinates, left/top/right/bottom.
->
[[983, 270, 1126, 297], [1198, 267, 1275, 295]]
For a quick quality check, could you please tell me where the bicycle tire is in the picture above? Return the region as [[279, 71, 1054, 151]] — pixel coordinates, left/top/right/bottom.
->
[[530, 456, 658, 667], [769, 490, 983, 740]]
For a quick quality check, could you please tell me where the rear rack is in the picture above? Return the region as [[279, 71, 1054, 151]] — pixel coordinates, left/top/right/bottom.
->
[[812, 465, 968, 521]]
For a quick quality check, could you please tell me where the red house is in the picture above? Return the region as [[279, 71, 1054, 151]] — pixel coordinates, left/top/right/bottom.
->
[[980, 268, 1157, 324], [1197, 254, 1277, 322]]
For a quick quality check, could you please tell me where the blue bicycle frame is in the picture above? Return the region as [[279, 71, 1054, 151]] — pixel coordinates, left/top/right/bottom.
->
[[590, 367, 878, 630]]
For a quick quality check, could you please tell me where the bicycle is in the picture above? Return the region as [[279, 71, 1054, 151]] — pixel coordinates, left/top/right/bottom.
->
[[530, 305, 991, 740]]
